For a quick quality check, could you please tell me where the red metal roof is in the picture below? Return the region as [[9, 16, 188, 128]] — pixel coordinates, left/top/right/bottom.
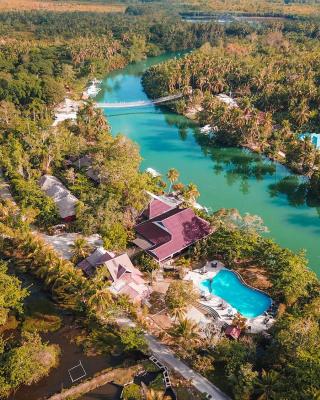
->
[[225, 325, 241, 339], [136, 207, 211, 261], [143, 198, 174, 219]]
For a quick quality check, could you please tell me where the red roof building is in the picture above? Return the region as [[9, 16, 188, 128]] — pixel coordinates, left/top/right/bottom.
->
[[135, 198, 211, 262], [142, 198, 174, 219], [225, 325, 241, 340], [77, 247, 149, 303]]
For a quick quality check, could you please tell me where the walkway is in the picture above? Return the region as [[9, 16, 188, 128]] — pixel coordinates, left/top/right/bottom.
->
[[96, 93, 183, 108], [145, 334, 230, 400], [116, 317, 230, 400]]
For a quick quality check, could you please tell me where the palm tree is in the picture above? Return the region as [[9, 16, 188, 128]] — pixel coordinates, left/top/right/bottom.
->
[[183, 183, 200, 204], [94, 108, 110, 132], [78, 100, 96, 124], [87, 284, 113, 317], [171, 317, 200, 344], [172, 182, 185, 194], [171, 306, 187, 322], [92, 265, 111, 285], [232, 312, 247, 331], [292, 99, 310, 128], [141, 383, 171, 400], [71, 236, 92, 264], [51, 268, 82, 305], [166, 168, 179, 193], [255, 370, 280, 400]]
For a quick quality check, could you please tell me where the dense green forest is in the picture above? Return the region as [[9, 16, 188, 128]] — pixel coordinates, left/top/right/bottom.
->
[[0, 202, 147, 397], [0, 259, 60, 396], [142, 37, 320, 197], [0, 7, 319, 400], [187, 213, 320, 399], [0, 10, 225, 237]]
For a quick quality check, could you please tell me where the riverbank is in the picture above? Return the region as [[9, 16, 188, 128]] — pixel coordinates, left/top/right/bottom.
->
[[99, 52, 320, 275], [145, 86, 315, 179], [5, 268, 125, 400]]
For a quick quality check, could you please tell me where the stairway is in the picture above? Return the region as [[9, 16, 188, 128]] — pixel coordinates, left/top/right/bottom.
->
[[195, 302, 221, 320]]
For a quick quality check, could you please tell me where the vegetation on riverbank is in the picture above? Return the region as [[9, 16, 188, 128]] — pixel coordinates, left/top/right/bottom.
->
[[0, 4, 320, 400], [0, 8, 242, 235], [0, 261, 61, 397], [142, 37, 320, 197], [151, 209, 320, 399], [0, 199, 150, 398], [156, 0, 320, 16]]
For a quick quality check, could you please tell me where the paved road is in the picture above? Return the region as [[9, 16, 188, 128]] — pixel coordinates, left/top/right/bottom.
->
[[116, 318, 230, 400], [145, 334, 230, 400]]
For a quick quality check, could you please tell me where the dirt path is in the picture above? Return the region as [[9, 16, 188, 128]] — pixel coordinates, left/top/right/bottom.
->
[[0, 169, 15, 203]]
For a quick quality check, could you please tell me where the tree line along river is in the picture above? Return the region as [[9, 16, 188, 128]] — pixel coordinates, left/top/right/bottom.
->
[[96, 52, 320, 277]]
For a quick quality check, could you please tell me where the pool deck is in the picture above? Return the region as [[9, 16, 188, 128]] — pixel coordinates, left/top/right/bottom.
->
[[184, 261, 274, 334]]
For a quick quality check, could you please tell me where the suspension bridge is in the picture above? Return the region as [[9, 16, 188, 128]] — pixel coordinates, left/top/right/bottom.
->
[[95, 93, 183, 108]]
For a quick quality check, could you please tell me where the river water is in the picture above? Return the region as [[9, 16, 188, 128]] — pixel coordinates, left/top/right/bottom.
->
[[96, 53, 320, 276]]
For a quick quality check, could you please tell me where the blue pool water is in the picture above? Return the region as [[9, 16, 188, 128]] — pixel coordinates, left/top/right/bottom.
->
[[200, 270, 272, 318]]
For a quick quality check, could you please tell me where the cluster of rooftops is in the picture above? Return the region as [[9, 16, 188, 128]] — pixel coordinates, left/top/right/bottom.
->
[[77, 246, 148, 302], [39, 174, 212, 302], [135, 195, 211, 261], [39, 175, 211, 261]]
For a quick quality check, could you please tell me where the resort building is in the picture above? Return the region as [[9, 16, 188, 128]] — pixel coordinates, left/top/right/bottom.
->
[[77, 247, 149, 303], [39, 175, 78, 222], [82, 79, 101, 99], [52, 98, 79, 127], [134, 196, 211, 262], [225, 325, 241, 340], [73, 155, 100, 183], [216, 93, 238, 108], [299, 132, 320, 149]]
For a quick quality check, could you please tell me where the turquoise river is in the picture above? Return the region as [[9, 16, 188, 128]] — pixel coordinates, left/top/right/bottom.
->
[[96, 53, 320, 276]]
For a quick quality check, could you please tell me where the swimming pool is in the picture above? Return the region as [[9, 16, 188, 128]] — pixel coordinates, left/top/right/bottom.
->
[[200, 270, 272, 318]]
